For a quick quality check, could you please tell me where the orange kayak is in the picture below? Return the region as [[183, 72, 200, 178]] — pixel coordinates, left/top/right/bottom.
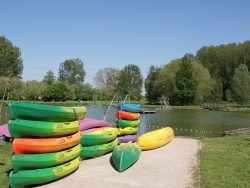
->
[[116, 110, 140, 120], [13, 131, 81, 154]]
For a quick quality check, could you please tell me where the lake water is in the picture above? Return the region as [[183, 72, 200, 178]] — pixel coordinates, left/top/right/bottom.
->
[[1, 104, 250, 138]]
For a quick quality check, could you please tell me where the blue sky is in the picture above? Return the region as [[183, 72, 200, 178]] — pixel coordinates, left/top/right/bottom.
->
[[1, 0, 249, 86]]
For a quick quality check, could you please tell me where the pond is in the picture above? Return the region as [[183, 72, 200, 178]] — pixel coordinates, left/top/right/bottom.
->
[[1, 104, 250, 138]]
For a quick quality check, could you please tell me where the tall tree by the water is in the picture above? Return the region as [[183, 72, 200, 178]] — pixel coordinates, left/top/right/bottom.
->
[[0, 36, 23, 77]]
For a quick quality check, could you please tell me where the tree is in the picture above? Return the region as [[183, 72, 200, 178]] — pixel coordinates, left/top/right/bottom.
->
[[116, 64, 143, 101], [42, 70, 55, 85], [0, 36, 23, 77], [192, 62, 217, 103], [58, 58, 86, 84], [93, 67, 120, 100], [231, 64, 250, 106], [42, 81, 75, 102], [74, 83, 94, 101], [196, 42, 246, 101], [0, 76, 24, 100], [23, 81, 47, 100], [144, 65, 162, 104], [174, 55, 197, 105]]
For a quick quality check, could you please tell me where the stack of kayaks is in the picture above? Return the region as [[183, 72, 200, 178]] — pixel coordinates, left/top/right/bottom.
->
[[80, 127, 118, 159], [116, 104, 141, 143], [8, 101, 86, 188]]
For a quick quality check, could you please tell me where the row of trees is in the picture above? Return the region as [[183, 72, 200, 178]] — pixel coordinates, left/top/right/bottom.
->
[[145, 41, 250, 106], [1, 35, 250, 106]]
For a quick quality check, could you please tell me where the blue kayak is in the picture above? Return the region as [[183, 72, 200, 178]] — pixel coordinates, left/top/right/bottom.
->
[[118, 103, 141, 113]]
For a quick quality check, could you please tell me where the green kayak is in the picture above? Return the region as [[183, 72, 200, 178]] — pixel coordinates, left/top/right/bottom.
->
[[111, 141, 141, 172], [12, 144, 81, 171], [8, 119, 80, 138], [80, 127, 118, 146], [117, 127, 138, 135], [8, 101, 87, 122], [117, 119, 140, 128], [80, 138, 118, 159], [9, 156, 81, 188]]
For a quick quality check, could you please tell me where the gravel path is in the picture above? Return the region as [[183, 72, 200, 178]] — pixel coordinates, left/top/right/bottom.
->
[[38, 137, 200, 188]]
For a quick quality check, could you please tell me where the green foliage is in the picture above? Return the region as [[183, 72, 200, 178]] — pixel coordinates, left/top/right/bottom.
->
[[42, 70, 55, 85], [23, 80, 47, 100], [116, 64, 143, 100], [155, 59, 181, 103], [0, 36, 23, 77], [144, 65, 162, 104], [0, 76, 24, 100], [196, 41, 250, 101], [174, 55, 197, 105], [231, 64, 250, 106], [42, 81, 75, 102], [192, 62, 217, 103], [74, 83, 94, 101], [58, 58, 86, 84]]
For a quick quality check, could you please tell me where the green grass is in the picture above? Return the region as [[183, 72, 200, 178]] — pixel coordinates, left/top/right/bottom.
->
[[0, 142, 13, 188], [199, 134, 250, 188]]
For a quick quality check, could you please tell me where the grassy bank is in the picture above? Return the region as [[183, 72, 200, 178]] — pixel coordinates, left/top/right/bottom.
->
[[0, 142, 12, 188], [199, 134, 250, 188], [1, 134, 250, 187]]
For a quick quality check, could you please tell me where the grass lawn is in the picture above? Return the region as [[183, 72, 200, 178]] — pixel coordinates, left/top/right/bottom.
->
[[0, 142, 13, 188], [0, 134, 250, 188], [199, 134, 250, 188]]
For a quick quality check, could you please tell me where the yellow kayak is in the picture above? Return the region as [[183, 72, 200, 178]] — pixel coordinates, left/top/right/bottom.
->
[[137, 127, 174, 150]]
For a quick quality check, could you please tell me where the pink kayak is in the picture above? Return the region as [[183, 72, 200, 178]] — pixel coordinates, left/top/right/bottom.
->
[[0, 124, 11, 137], [79, 118, 112, 131]]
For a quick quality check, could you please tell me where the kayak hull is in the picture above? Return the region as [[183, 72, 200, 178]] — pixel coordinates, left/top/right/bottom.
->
[[137, 127, 174, 150], [12, 144, 81, 171], [116, 110, 140, 120], [80, 138, 118, 159], [8, 101, 87, 122], [118, 104, 141, 113], [13, 131, 81, 154], [112, 141, 141, 172], [8, 119, 80, 138], [117, 119, 140, 128], [80, 127, 117, 146], [9, 156, 81, 188]]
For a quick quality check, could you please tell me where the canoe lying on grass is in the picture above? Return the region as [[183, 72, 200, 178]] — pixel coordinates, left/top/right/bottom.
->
[[118, 103, 141, 113], [8, 101, 87, 122], [80, 127, 117, 146], [111, 141, 141, 172], [137, 127, 174, 151], [8, 119, 80, 138], [9, 156, 81, 188], [12, 144, 81, 171], [13, 131, 81, 154], [80, 138, 118, 159]]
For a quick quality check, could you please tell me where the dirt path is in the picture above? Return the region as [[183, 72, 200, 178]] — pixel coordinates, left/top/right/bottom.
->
[[38, 137, 200, 188]]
